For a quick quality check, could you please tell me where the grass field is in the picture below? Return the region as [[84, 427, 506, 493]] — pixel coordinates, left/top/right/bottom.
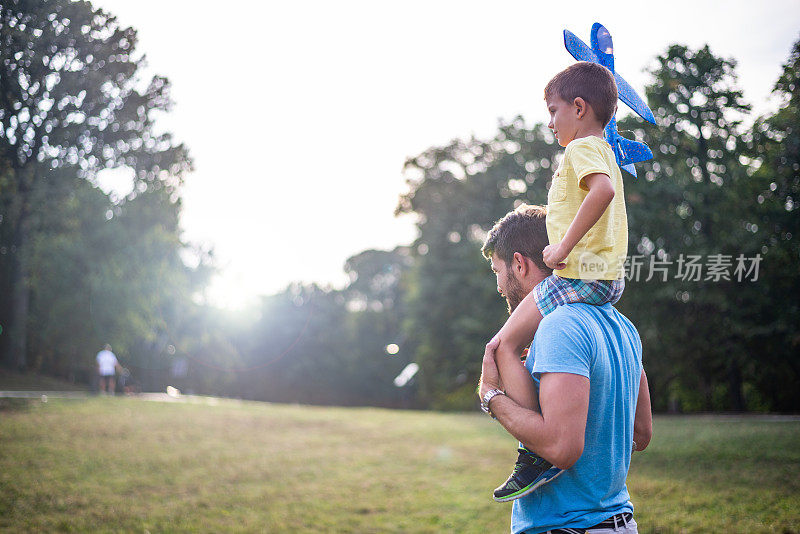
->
[[0, 369, 87, 391], [1, 397, 798, 533]]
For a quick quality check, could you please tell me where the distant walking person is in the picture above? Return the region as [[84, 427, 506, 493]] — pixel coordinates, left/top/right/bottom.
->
[[96, 345, 123, 394]]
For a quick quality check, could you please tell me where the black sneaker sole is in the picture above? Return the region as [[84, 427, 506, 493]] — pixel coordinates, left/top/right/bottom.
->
[[493, 467, 565, 502]]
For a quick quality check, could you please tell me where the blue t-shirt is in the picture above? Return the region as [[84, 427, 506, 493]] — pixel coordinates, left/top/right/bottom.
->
[[511, 303, 642, 534]]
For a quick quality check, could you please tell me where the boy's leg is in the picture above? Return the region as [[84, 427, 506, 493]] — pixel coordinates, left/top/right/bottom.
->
[[493, 447, 564, 502], [492, 277, 627, 502], [495, 278, 624, 412], [493, 289, 543, 411], [490, 277, 564, 502]]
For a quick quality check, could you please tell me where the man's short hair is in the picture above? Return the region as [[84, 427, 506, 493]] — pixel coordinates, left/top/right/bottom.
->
[[544, 62, 618, 127], [481, 204, 552, 275]]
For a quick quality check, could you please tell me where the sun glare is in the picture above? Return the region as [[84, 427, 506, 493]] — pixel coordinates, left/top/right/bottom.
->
[[94, 166, 135, 202], [205, 273, 259, 311]]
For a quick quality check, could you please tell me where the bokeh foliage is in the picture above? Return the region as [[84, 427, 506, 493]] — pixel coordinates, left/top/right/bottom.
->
[[1, 0, 797, 411], [0, 0, 201, 386], [397, 40, 800, 412]]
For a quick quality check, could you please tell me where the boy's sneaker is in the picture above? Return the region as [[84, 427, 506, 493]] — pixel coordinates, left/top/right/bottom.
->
[[493, 448, 563, 502]]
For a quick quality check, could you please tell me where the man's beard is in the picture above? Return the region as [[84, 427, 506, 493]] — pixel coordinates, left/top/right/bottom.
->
[[504, 271, 527, 315]]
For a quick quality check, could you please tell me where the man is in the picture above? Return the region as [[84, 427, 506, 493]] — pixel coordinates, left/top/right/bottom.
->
[[478, 204, 652, 534], [96, 344, 123, 395]]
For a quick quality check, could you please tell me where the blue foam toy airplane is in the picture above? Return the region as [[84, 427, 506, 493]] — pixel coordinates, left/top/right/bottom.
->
[[563, 23, 656, 177]]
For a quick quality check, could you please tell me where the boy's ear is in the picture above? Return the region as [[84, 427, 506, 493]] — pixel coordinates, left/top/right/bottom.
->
[[573, 97, 587, 119]]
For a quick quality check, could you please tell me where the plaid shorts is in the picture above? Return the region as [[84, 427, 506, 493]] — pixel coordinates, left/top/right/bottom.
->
[[532, 274, 625, 317]]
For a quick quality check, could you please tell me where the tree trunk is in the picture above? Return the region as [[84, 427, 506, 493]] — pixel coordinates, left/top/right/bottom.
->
[[727, 357, 746, 412], [3, 166, 33, 371], [7, 208, 30, 371], [701, 376, 713, 412]]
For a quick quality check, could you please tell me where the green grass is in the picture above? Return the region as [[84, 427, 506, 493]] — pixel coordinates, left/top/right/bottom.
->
[[0, 399, 798, 533], [0, 369, 87, 391]]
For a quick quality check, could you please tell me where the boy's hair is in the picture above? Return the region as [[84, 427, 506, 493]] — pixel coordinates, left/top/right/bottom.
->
[[481, 204, 552, 275], [544, 62, 618, 127]]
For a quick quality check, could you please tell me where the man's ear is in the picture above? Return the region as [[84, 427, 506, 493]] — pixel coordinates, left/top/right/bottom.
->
[[573, 97, 587, 119], [512, 252, 530, 276]]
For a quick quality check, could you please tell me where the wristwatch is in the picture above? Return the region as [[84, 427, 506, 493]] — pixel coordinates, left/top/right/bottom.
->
[[480, 388, 505, 418]]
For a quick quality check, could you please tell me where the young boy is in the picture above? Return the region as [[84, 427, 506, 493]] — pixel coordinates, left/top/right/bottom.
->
[[488, 61, 628, 502]]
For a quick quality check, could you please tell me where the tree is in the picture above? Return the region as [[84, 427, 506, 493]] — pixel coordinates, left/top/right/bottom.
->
[[394, 43, 799, 412], [397, 117, 560, 408], [738, 36, 800, 411], [616, 44, 779, 411], [0, 0, 191, 368], [21, 172, 203, 385]]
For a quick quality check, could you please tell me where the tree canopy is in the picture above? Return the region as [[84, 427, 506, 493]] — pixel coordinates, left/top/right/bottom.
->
[[1, 1, 797, 412], [0, 0, 195, 380]]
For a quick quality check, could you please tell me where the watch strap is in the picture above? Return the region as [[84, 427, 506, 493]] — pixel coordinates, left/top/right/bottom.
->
[[481, 388, 505, 418]]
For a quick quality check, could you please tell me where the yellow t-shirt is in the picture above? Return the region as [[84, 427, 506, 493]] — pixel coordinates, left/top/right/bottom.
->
[[546, 136, 627, 280]]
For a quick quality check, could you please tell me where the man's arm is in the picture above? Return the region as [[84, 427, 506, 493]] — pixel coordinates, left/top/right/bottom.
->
[[492, 296, 541, 412], [480, 343, 589, 469], [633, 369, 652, 451]]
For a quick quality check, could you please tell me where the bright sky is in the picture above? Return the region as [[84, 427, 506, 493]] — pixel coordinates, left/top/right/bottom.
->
[[93, 0, 799, 308]]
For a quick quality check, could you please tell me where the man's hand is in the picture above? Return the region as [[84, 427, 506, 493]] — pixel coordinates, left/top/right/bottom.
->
[[478, 337, 501, 399], [542, 242, 568, 270]]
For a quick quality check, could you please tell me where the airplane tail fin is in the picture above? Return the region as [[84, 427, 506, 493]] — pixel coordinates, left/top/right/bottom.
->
[[621, 163, 638, 177]]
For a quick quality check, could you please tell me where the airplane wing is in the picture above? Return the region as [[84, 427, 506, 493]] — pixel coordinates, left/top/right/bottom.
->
[[614, 72, 656, 124], [565, 28, 654, 124], [563, 23, 657, 175], [563, 30, 598, 63]]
